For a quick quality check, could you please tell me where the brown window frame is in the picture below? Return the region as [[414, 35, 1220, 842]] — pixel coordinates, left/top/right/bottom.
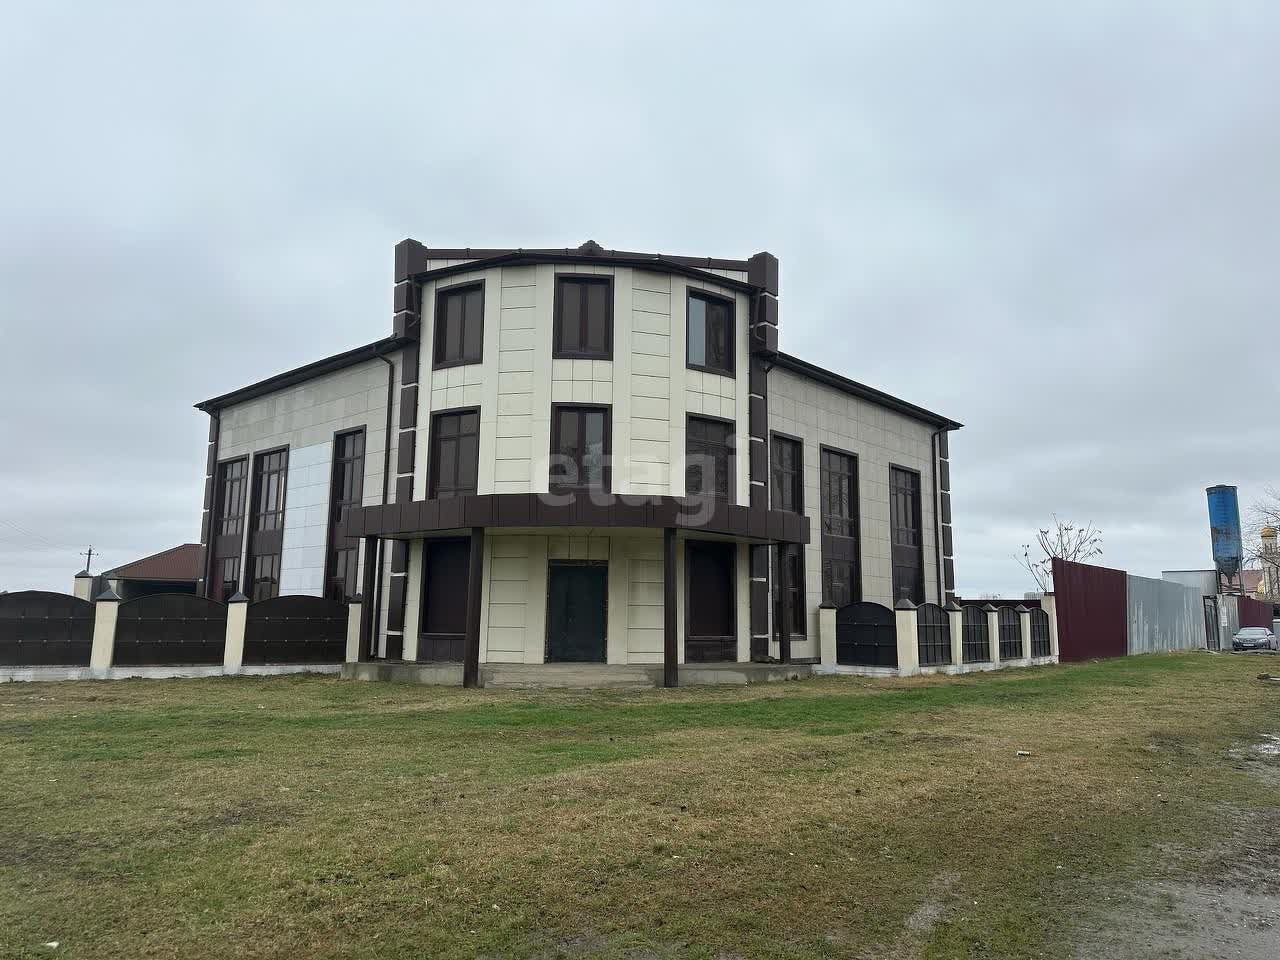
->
[[889, 463, 925, 605], [772, 542, 807, 639], [770, 432, 804, 514], [549, 404, 612, 493], [210, 456, 248, 603], [685, 288, 735, 378], [552, 274, 613, 360], [432, 280, 485, 370], [428, 406, 481, 500], [324, 427, 366, 603], [820, 445, 861, 607], [686, 414, 736, 501], [245, 446, 289, 602]]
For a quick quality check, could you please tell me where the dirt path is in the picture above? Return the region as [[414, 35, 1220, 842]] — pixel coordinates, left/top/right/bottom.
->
[[1071, 735, 1280, 959]]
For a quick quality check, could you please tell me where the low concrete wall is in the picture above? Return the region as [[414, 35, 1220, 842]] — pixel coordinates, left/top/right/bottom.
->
[[0, 664, 342, 683], [1127, 574, 1206, 654]]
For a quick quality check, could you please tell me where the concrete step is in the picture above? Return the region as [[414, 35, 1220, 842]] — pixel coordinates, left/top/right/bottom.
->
[[481, 663, 656, 689]]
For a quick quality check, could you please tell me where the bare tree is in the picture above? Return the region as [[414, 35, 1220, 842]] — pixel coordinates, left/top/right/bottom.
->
[[1245, 487, 1280, 601], [1016, 516, 1103, 593]]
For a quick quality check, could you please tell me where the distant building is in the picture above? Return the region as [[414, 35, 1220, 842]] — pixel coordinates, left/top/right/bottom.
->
[[1259, 526, 1279, 601], [73, 544, 202, 601]]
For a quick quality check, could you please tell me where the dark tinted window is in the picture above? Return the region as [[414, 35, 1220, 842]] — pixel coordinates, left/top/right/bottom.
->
[[433, 282, 484, 368], [686, 416, 734, 500], [890, 466, 924, 604], [215, 458, 247, 537], [429, 409, 480, 499], [772, 543, 806, 638], [551, 406, 610, 491], [326, 429, 365, 602], [771, 435, 803, 513], [251, 450, 287, 533], [686, 290, 734, 376], [820, 449, 859, 607], [554, 276, 612, 359]]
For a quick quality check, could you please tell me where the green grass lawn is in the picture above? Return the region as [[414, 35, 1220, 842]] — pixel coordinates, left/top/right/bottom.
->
[[2, 654, 1276, 959]]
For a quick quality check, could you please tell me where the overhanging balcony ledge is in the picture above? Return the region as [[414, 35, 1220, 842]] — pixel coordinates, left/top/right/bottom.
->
[[345, 493, 809, 544]]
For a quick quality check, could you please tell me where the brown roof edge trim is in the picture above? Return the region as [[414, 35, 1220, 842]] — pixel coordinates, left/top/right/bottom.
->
[[408, 251, 760, 295], [412, 246, 751, 273], [773, 353, 963, 430], [195, 335, 411, 412]]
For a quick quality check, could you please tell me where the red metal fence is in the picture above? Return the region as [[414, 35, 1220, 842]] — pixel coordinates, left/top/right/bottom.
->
[[1238, 595, 1275, 628], [1052, 558, 1127, 662]]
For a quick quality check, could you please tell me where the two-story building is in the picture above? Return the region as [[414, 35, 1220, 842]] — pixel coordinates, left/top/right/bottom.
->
[[194, 240, 960, 685]]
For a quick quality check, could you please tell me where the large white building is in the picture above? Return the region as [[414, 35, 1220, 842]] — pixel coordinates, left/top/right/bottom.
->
[[195, 240, 960, 684]]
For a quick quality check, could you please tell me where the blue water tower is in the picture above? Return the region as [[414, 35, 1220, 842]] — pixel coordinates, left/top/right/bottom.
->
[[1206, 485, 1243, 585]]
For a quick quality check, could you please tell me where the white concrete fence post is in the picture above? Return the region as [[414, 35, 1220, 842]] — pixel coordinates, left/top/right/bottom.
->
[[89, 588, 120, 672], [946, 600, 964, 668], [984, 604, 1001, 667], [1041, 592, 1060, 659], [1016, 605, 1032, 661], [818, 603, 837, 667], [346, 598, 363, 664], [895, 600, 920, 677], [73, 570, 94, 602], [224, 592, 249, 673]]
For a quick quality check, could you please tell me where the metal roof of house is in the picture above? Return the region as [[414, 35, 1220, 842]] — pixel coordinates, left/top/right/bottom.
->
[[103, 544, 203, 582]]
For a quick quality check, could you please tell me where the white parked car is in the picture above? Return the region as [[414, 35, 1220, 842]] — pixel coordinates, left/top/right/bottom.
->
[[1231, 627, 1277, 652]]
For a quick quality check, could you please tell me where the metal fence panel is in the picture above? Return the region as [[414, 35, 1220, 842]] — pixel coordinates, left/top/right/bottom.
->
[[1052, 558, 1127, 662], [1126, 574, 1207, 654], [916, 603, 951, 666], [835, 602, 897, 667], [244, 595, 347, 664], [114, 594, 227, 666], [0, 591, 94, 666]]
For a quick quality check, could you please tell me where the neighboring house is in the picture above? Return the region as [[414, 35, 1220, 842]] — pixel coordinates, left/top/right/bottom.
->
[[193, 240, 960, 675], [73, 544, 202, 601]]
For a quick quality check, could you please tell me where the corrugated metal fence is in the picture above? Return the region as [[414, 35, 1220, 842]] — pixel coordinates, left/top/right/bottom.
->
[[1052, 558, 1127, 662], [1126, 574, 1206, 654], [1239, 595, 1275, 628]]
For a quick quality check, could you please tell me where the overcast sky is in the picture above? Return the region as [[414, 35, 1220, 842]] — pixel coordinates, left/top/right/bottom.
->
[[1, 2, 1276, 596]]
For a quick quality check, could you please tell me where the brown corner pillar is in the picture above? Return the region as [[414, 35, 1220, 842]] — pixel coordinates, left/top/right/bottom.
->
[[358, 536, 379, 661], [778, 545, 792, 664], [663, 527, 678, 688], [463, 526, 485, 689]]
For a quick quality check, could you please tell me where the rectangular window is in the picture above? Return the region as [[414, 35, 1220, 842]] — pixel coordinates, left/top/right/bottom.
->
[[553, 276, 612, 359], [217, 556, 240, 603], [820, 448, 860, 607], [686, 289, 734, 377], [686, 415, 734, 500], [209, 457, 248, 603], [325, 428, 365, 603], [429, 408, 480, 499], [890, 465, 924, 604], [770, 434, 803, 513], [215, 458, 247, 537], [433, 281, 484, 368], [772, 543, 807, 639], [550, 405, 610, 492], [246, 448, 288, 601]]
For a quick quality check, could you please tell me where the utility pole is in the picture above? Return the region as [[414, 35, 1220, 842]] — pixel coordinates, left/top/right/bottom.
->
[[80, 545, 97, 573]]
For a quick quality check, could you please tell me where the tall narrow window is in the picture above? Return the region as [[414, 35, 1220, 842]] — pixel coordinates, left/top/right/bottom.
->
[[770, 434, 803, 513], [325, 429, 365, 602], [433, 281, 484, 368], [550, 406, 610, 492], [772, 543, 807, 640], [890, 465, 924, 604], [686, 289, 734, 377], [553, 276, 612, 359], [246, 448, 288, 601], [429, 409, 480, 499], [210, 457, 247, 602], [820, 448, 859, 607], [686, 416, 734, 500]]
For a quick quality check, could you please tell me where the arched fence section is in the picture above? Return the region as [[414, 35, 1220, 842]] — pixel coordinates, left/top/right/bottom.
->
[[0, 591, 94, 666], [114, 594, 227, 666], [1030, 609, 1052, 657], [835, 602, 897, 667], [961, 606, 991, 663], [244, 595, 347, 664], [997, 607, 1023, 660], [916, 603, 951, 666]]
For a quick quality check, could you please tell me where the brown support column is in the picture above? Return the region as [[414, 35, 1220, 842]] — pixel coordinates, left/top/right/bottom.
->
[[778, 544, 792, 664], [663, 527, 678, 688], [463, 526, 485, 689], [358, 536, 379, 661]]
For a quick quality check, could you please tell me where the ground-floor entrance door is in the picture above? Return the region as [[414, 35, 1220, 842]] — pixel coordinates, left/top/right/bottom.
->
[[546, 562, 607, 662], [419, 538, 469, 661], [686, 540, 736, 662]]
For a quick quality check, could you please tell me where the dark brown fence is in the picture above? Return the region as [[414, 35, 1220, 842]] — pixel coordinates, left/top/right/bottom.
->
[[916, 603, 951, 666], [1052, 558, 1127, 662], [113, 594, 227, 666], [244, 595, 347, 664], [1239, 596, 1275, 629], [836, 602, 897, 667], [0, 591, 94, 666], [1030, 608, 1052, 657], [997, 607, 1022, 659], [961, 606, 991, 663]]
